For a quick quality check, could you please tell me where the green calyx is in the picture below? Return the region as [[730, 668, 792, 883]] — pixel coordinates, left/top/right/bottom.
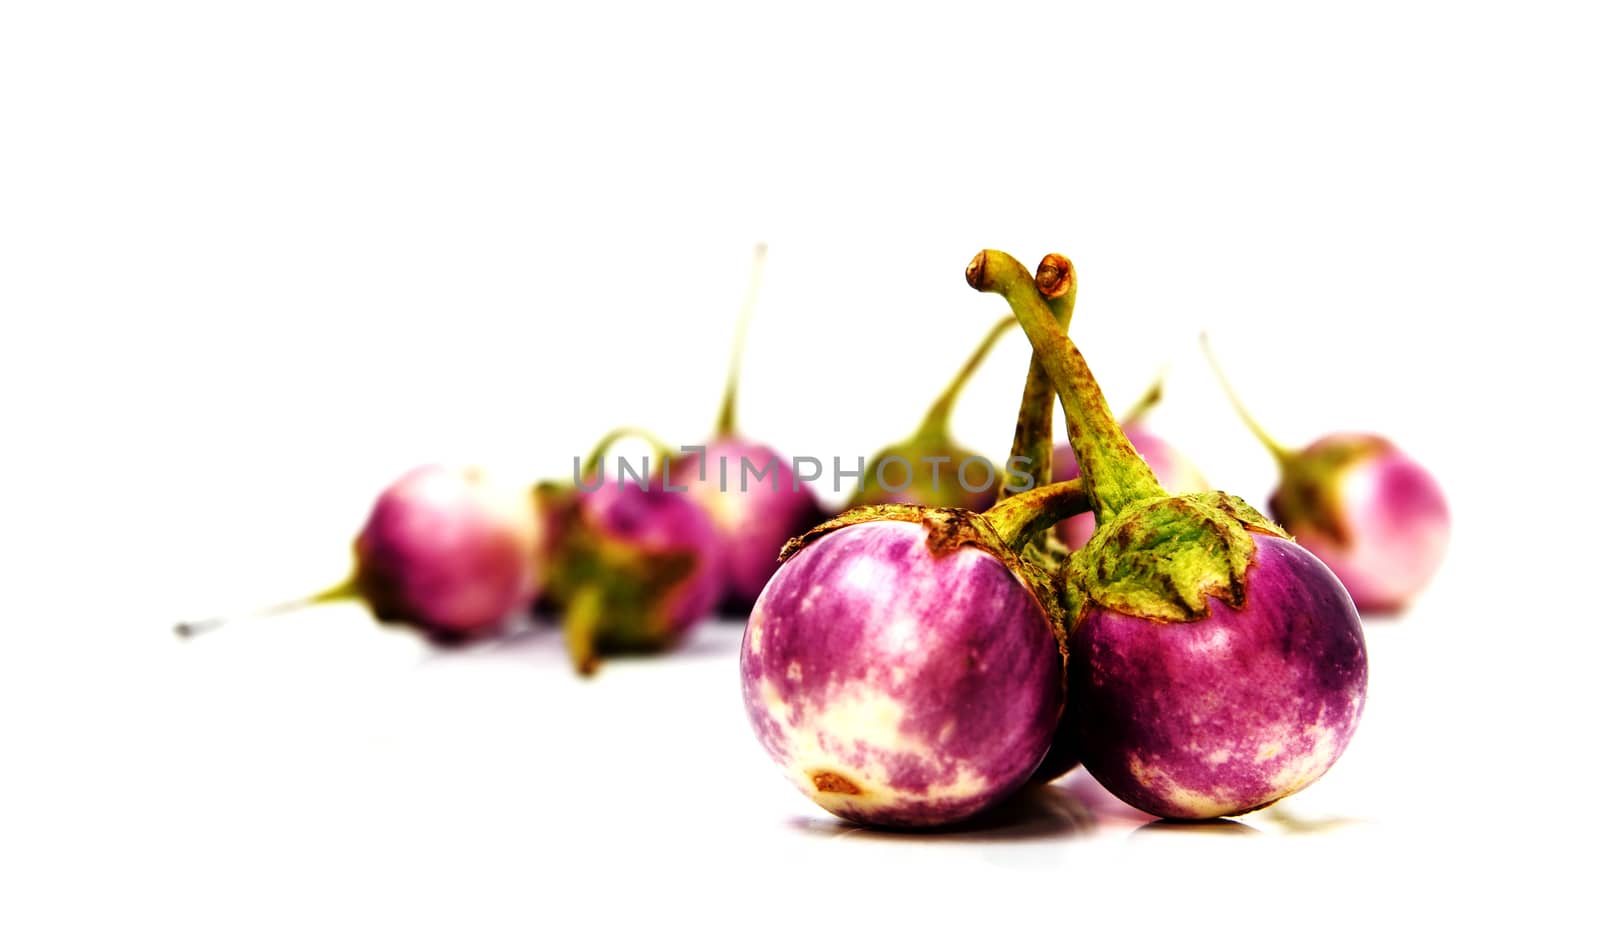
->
[[541, 490, 701, 676], [785, 480, 1089, 564], [1064, 492, 1286, 625], [850, 316, 1016, 511], [854, 438, 994, 510], [1200, 335, 1387, 547], [781, 503, 997, 563], [969, 249, 1285, 625], [1269, 435, 1389, 546], [781, 481, 1090, 653], [541, 425, 704, 675]]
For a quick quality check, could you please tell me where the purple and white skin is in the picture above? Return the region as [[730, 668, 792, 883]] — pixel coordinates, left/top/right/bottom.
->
[[1067, 535, 1366, 817], [175, 464, 538, 642], [352, 465, 539, 640], [668, 245, 826, 614], [1204, 337, 1451, 613], [971, 249, 1368, 819], [670, 437, 824, 614], [1268, 433, 1450, 613], [740, 485, 1086, 828], [542, 429, 724, 675]]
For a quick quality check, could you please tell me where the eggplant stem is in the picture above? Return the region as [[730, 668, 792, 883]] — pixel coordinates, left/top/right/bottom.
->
[[984, 479, 1090, 549], [580, 427, 675, 481], [1001, 356, 1058, 498], [1000, 254, 1077, 500], [912, 316, 1016, 442], [174, 578, 358, 639], [1199, 333, 1294, 467], [563, 584, 604, 677], [1120, 367, 1168, 427], [715, 243, 768, 437], [968, 249, 1165, 523]]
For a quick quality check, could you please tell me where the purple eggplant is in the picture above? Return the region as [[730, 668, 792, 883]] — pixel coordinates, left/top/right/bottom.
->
[[670, 437, 825, 614], [741, 485, 1088, 828], [1203, 337, 1450, 612], [1068, 534, 1366, 817], [541, 430, 723, 675], [177, 464, 538, 642], [971, 249, 1367, 820]]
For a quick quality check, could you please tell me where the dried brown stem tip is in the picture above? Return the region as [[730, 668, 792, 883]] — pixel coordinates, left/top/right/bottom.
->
[[965, 251, 991, 290], [1035, 254, 1076, 299]]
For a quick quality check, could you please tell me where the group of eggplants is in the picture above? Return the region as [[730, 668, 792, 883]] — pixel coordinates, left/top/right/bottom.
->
[[179, 246, 1450, 827]]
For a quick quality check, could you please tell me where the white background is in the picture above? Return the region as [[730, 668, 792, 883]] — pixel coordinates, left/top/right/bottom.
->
[[2, 2, 1595, 935]]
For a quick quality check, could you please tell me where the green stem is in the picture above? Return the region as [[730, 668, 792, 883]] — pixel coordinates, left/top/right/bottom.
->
[[1120, 367, 1167, 427], [912, 316, 1016, 441], [967, 249, 1165, 524], [174, 577, 359, 639], [715, 243, 769, 437], [1001, 254, 1077, 497], [1199, 333, 1294, 468], [984, 479, 1090, 549], [1002, 358, 1057, 496], [563, 583, 604, 677], [581, 427, 674, 480]]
